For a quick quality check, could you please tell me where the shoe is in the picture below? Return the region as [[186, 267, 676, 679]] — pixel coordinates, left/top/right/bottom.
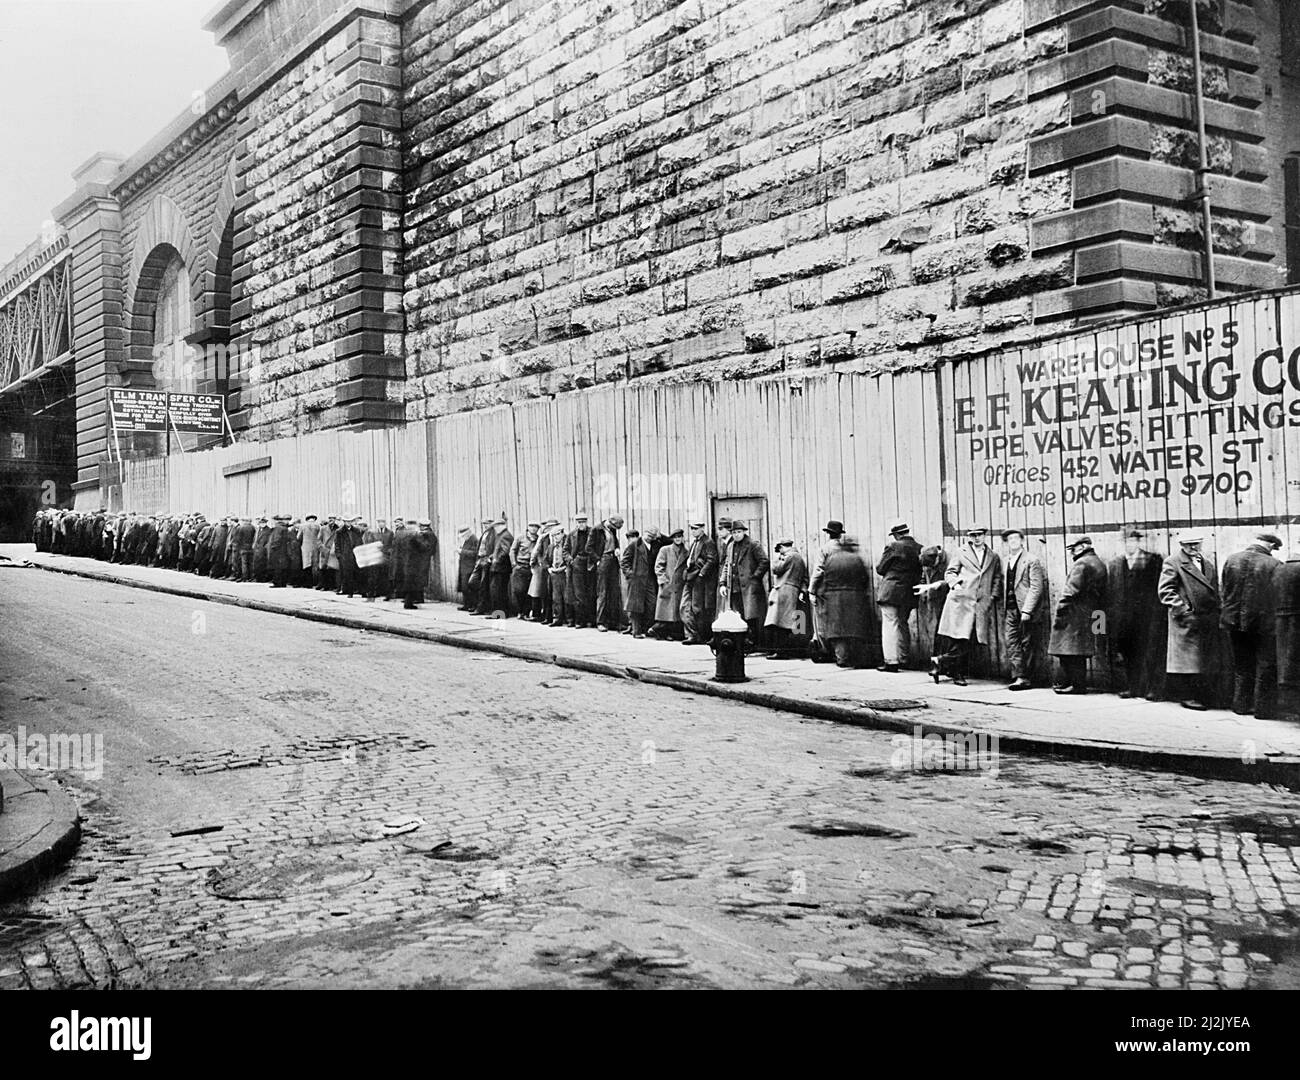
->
[[877, 664, 899, 673], [598, 626, 608, 632], [1008, 679, 1031, 691], [1118, 690, 1135, 699], [633, 633, 646, 639], [1054, 686, 1086, 695], [929, 662, 940, 684], [951, 676, 967, 687], [764, 653, 783, 660], [1180, 700, 1208, 711]]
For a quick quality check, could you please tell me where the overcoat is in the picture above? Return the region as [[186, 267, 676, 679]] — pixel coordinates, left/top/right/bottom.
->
[[875, 535, 922, 611], [1275, 557, 1300, 689], [765, 549, 809, 630], [814, 547, 871, 640], [1219, 545, 1278, 633], [620, 539, 656, 615], [1048, 548, 1107, 657], [1157, 550, 1221, 674], [937, 544, 1003, 644], [528, 533, 550, 598], [267, 523, 292, 571], [456, 533, 478, 593], [300, 520, 321, 570], [724, 536, 771, 620], [654, 541, 687, 621], [404, 530, 434, 593], [1004, 549, 1047, 619]]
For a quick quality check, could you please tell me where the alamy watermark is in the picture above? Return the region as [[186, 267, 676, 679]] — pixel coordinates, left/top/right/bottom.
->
[[592, 469, 705, 519], [1, 726, 104, 781], [890, 725, 999, 774]]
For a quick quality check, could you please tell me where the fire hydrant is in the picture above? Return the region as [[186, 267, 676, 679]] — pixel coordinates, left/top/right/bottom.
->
[[709, 609, 749, 683]]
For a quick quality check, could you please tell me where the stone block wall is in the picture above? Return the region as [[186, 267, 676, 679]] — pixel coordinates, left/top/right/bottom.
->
[[1026, 0, 1283, 317], [399, 0, 1292, 418], [399, 0, 1072, 417], [222, 3, 407, 439]]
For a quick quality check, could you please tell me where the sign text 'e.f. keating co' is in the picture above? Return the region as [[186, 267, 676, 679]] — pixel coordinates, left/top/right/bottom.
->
[[108, 388, 224, 434], [947, 297, 1300, 520]]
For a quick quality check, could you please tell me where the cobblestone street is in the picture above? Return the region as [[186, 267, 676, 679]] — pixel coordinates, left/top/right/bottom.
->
[[2, 565, 1299, 990]]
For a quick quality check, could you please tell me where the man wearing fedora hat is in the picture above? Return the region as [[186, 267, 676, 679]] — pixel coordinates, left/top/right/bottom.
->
[[921, 526, 1002, 686], [1001, 527, 1047, 690], [1106, 525, 1166, 700], [1049, 535, 1107, 694], [1158, 534, 1222, 710], [875, 519, 922, 672], [1220, 531, 1283, 717]]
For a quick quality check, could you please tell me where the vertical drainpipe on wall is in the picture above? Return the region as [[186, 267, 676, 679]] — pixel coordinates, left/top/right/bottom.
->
[[1189, 0, 1217, 297]]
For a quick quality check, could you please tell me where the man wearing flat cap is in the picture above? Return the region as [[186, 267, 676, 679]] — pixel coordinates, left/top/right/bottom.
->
[[564, 513, 596, 628], [722, 520, 770, 646], [470, 517, 496, 614], [511, 521, 540, 618], [681, 520, 719, 645], [1158, 534, 1222, 710], [875, 520, 923, 673], [921, 526, 1002, 686], [1220, 531, 1283, 717], [650, 528, 688, 640], [1049, 535, 1107, 694], [1001, 527, 1047, 690], [588, 514, 624, 631], [1106, 526, 1166, 700], [764, 538, 809, 658]]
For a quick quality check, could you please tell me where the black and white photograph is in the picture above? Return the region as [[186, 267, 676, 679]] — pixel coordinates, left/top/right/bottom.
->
[[0, 0, 1298, 1059]]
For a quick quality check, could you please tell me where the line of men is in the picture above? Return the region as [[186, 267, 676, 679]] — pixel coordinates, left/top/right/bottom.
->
[[31, 507, 437, 609], [899, 522, 1288, 719], [32, 505, 1291, 718], [454, 513, 799, 653]]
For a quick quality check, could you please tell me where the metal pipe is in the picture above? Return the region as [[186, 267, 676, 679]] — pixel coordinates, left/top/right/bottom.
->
[[1189, 0, 1217, 297]]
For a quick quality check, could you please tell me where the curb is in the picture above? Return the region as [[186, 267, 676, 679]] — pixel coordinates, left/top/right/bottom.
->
[[16, 556, 1300, 791], [0, 770, 82, 901]]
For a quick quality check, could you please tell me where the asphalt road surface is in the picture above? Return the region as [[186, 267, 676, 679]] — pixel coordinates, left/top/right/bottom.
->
[[2, 564, 1299, 989]]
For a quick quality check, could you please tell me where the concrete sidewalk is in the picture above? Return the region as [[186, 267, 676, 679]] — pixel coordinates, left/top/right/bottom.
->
[[5, 543, 1300, 789], [0, 769, 81, 900]]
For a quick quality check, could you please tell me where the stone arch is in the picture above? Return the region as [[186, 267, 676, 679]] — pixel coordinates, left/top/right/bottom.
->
[[197, 155, 238, 344], [126, 194, 199, 372]]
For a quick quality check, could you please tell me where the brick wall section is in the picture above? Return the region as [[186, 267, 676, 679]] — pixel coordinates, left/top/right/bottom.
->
[[1026, 0, 1282, 319], [399, 0, 1080, 418], [228, 12, 406, 439]]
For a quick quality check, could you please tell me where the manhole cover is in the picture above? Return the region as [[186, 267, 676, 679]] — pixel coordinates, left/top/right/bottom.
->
[[207, 852, 373, 899]]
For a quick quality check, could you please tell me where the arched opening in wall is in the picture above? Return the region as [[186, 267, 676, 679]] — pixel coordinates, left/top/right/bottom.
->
[[152, 250, 196, 393]]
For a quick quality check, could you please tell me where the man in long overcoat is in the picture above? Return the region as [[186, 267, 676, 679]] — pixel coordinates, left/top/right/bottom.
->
[[620, 530, 656, 637], [1048, 535, 1107, 694], [252, 517, 271, 581], [546, 524, 568, 626], [1106, 526, 1166, 700], [1220, 531, 1282, 718], [564, 514, 595, 627], [1275, 544, 1300, 717], [723, 522, 770, 646], [300, 515, 322, 587], [681, 520, 719, 645], [812, 535, 871, 668], [1157, 535, 1222, 710], [402, 519, 435, 609], [875, 520, 922, 672], [764, 539, 809, 658], [650, 529, 687, 640], [455, 526, 478, 610], [489, 518, 514, 617], [1001, 528, 1048, 690], [268, 514, 292, 588], [924, 526, 1002, 686]]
